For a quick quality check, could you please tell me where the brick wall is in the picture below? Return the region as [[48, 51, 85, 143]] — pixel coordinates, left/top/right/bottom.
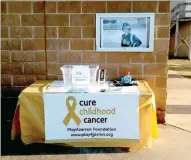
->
[[1, 1, 170, 123]]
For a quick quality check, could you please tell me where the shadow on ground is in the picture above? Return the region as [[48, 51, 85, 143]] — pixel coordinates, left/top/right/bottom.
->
[[166, 105, 191, 114], [168, 59, 191, 78], [2, 139, 129, 156], [1, 97, 129, 156]]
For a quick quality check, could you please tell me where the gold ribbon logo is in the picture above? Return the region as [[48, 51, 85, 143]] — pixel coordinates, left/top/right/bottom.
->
[[63, 96, 81, 125]]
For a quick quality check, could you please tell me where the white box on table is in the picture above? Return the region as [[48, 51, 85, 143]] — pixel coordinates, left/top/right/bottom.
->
[[60, 64, 99, 86]]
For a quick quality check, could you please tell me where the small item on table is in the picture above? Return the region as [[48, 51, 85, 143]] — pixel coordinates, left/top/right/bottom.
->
[[120, 71, 132, 84], [108, 80, 138, 87], [109, 71, 137, 87], [100, 89, 106, 92], [98, 69, 106, 84]]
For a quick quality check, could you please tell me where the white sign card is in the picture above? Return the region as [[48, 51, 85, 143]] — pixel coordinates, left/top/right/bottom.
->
[[43, 93, 140, 141], [72, 65, 90, 85]]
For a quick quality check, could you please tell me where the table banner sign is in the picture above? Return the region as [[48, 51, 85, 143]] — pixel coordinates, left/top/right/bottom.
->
[[43, 93, 140, 142]]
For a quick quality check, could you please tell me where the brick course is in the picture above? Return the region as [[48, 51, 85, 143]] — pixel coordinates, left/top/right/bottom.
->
[[10, 27, 33, 38], [1, 27, 8, 38], [82, 1, 106, 13], [58, 1, 81, 13], [8, 2, 31, 13], [58, 27, 81, 38], [133, 1, 157, 12], [1, 51, 11, 62], [107, 1, 131, 13], [1, 74, 12, 86], [71, 39, 94, 50], [34, 27, 44, 38]]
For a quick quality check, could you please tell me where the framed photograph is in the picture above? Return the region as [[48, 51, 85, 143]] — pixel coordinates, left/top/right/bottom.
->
[[96, 13, 155, 52]]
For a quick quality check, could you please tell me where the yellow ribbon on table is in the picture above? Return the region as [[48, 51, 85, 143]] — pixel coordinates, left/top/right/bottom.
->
[[63, 96, 81, 126]]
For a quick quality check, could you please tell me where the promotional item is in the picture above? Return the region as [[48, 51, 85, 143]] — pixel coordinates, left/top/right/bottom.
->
[[98, 69, 106, 84], [121, 71, 132, 84]]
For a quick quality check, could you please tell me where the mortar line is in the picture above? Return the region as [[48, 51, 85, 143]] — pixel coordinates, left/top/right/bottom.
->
[[131, 1, 133, 13], [56, 1, 58, 13], [43, 1, 48, 80], [157, 1, 159, 13], [31, 1, 33, 13], [105, 1, 107, 13], [6, 1, 8, 13]]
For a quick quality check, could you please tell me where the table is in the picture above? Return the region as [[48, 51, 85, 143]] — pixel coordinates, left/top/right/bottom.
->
[[11, 80, 158, 150]]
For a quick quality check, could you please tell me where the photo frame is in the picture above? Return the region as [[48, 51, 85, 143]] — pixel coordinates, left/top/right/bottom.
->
[[96, 13, 155, 52]]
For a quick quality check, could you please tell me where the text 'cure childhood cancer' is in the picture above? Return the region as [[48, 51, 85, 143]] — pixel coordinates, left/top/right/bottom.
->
[[63, 96, 116, 125]]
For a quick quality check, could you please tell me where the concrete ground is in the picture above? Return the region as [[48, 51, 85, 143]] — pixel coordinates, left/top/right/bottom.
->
[[1, 124, 191, 160], [1, 70, 191, 159], [168, 59, 191, 78], [166, 70, 191, 132]]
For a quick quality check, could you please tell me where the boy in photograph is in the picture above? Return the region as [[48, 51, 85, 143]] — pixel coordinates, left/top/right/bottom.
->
[[121, 23, 142, 47]]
